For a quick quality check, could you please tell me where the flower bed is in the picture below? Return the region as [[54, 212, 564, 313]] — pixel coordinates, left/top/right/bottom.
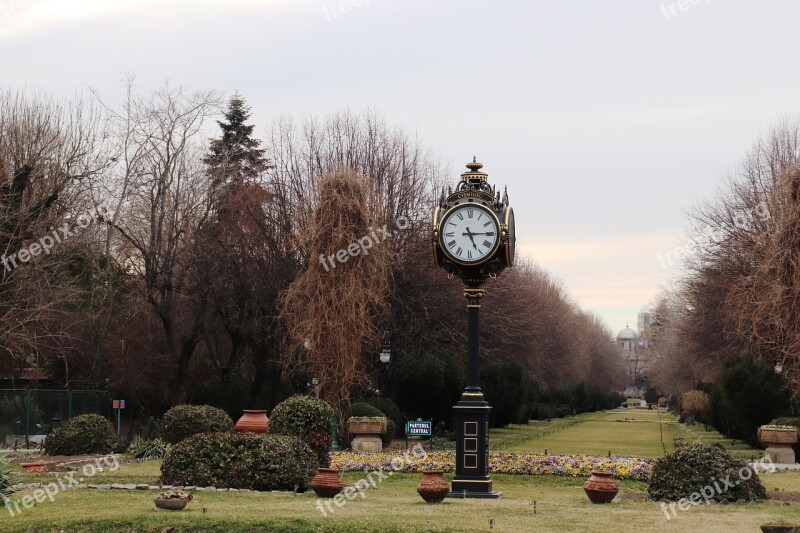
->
[[330, 451, 652, 481]]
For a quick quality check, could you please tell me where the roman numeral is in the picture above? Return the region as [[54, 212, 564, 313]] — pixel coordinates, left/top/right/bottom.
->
[[478, 212, 483, 220], [445, 232, 454, 237], [467, 250, 473, 259], [447, 240, 456, 248], [456, 213, 464, 221], [483, 240, 492, 248], [486, 232, 494, 236], [467, 208, 474, 218], [456, 247, 463, 256], [448, 222, 456, 226], [483, 221, 491, 227]]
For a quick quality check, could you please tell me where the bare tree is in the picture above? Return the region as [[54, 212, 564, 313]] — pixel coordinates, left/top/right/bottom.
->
[[99, 83, 221, 404]]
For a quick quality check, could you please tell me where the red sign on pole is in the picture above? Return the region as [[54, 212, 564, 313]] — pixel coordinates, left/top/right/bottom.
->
[[113, 400, 119, 409]]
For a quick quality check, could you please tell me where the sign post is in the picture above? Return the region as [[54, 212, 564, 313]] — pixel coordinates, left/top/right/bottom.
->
[[405, 419, 433, 437], [112, 400, 125, 435]]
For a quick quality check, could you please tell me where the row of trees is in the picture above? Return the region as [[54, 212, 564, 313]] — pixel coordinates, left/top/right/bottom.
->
[[0, 84, 627, 429], [644, 120, 800, 437]]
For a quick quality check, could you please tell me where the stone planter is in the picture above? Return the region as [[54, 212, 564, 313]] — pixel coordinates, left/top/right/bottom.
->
[[583, 471, 619, 504], [348, 420, 384, 435], [348, 419, 384, 453], [235, 410, 269, 434], [310, 468, 343, 498], [154, 498, 189, 511], [758, 426, 797, 465], [417, 471, 449, 504]]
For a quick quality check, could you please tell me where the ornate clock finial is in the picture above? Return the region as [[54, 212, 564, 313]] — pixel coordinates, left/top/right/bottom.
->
[[502, 186, 509, 206]]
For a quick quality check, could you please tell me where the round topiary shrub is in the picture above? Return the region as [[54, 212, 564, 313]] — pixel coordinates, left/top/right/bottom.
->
[[351, 402, 383, 417], [647, 442, 766, 502], [160, 432, 317, 491], [160, 405, 234, 444], [269, 395, 334, 467], [44, 414, 124, 456]]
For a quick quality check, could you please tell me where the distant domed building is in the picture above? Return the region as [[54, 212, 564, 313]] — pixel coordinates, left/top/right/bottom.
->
[[617, 323, 650, 399]]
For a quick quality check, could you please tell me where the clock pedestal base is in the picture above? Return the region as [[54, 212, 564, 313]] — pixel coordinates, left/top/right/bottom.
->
[[446, 393, 502, 499]]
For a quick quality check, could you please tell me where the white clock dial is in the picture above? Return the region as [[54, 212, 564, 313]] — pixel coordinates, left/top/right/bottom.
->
[[440, 205, 500, 264]]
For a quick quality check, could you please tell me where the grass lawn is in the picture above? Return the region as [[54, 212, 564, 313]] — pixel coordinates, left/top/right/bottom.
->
[[491, 409, 757, 459], [2, 409, 797, 532], [2, 470, 799, 532]]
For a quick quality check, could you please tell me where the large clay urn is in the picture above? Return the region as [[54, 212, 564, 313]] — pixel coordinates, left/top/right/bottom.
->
[[583, 471, 619, 504], [234, 410, 269, 434], [310, 468, 344, 498], [417, 471, 449, 504]]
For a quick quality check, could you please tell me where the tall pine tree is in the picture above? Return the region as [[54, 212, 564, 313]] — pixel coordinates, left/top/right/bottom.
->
[[204, 95, 268, 187]]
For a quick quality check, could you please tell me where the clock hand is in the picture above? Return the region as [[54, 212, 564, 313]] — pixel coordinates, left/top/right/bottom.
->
[[462, 228, 479, 249]]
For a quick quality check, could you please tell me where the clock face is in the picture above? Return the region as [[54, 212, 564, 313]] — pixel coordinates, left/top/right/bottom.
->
[[439, 204, 500, 264]]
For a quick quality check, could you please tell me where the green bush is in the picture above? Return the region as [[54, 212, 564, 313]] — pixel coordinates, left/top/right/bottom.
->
[[350, 402, 383, 418], [160, 405, 234, 444], [364, 397, 401, 424], [554, 405, 572, 418], [382, 418, 396, 446], [44, 414, 124, 456], [127, 436, 171, 460], [1, 459, 17, 504], [160, 432, 317, 491], [709, 353, 790, 446], [647, 442, 766, 502], [270, 395, 334, 467]]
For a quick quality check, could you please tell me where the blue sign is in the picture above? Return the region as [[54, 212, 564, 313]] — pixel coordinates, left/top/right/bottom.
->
[[405, 419, 432, 437]]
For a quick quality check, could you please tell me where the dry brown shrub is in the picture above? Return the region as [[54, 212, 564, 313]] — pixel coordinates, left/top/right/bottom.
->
[[280, 170, 390, 419]]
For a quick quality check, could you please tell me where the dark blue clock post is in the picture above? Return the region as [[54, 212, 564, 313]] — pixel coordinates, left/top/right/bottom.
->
[[431, 158, 515, 499]]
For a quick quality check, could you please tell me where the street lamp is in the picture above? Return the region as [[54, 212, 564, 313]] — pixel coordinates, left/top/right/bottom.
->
[[379, 333, 392, 364]]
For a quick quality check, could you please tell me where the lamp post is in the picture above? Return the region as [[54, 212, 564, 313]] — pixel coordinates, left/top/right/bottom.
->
[[431, 158, 515, 499], [379, 332, 391, 396]]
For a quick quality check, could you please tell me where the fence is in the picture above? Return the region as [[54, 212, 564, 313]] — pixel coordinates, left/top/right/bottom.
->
[[0, 389, 112, 448]]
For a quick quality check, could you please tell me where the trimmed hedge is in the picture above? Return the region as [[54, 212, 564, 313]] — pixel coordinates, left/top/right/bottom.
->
[[44, 414, 124, 456], [270, 395, 334, 467], [160, 405, 234, 444], [647, 442, 766, 502], [160, 432, 317, 491]]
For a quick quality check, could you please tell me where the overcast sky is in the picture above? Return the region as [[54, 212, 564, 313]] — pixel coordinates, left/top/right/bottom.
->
[[3, 0, 798, 334]]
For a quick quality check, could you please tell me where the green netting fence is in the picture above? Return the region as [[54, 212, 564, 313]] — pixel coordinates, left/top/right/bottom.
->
[[0, 389, 112, 448]]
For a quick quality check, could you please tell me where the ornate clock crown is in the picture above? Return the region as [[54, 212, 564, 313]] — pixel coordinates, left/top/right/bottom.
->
[[460, 156, 488, 183]]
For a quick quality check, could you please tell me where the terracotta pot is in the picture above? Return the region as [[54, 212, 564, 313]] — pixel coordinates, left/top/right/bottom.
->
[[310, 468, 343, 498], [583, 471, 619, 504], [417, 470, 449, 504], [20, 461, 48, 473], [235, 410, 269, 434]]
